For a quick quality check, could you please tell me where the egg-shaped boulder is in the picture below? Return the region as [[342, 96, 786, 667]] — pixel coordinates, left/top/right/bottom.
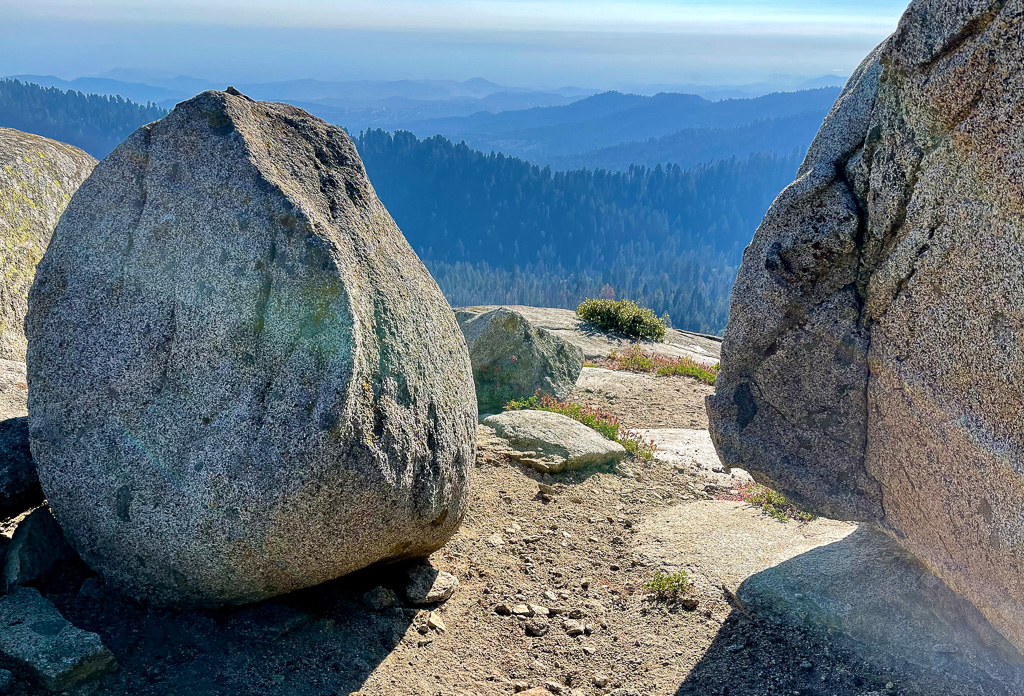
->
[[26, 90, 477, 607]]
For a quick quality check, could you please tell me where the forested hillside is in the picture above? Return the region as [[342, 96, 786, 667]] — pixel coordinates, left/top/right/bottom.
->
[[546, 111, 822, 172], [0, 78, 811, 334], [357, 129, 803, 333], [0, 79, 166, 158], [404, 88, 837, 169]]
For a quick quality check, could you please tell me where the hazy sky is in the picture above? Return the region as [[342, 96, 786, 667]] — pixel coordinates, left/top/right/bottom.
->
[[2, 0, 910, 87]]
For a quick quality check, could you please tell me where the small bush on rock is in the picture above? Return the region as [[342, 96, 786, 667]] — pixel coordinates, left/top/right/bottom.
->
[[577, 299, 667, 342], [722, 483, 816, 523]]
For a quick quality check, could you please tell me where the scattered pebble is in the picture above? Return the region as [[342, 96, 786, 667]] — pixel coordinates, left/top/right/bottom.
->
[[427, 612, 447, 633], [405, 564, 459, 604], [525, 617, 550, 637]]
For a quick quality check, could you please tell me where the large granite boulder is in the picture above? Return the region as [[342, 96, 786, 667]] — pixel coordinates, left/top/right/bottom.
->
[[0, 129, 95, 361], [455, 307, 584, 413], [26, 90, 477, 607], [708, 1, 1024, 653]]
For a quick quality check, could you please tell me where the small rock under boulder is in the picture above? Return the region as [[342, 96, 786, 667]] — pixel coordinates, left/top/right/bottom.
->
[[0, 587, 116, 692], [405, 563, 459, 604], [26, 90, 477, 607], [363, 586, 400, 611], [4, 506, 77, 591], [0, 669, 15, 695], [0, 417, 43, 520], [483, 410, 627, 473], [456, 307, 584, 413]]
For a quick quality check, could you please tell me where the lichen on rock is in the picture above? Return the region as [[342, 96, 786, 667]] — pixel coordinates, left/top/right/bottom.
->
[[0, 128, 95, 361]]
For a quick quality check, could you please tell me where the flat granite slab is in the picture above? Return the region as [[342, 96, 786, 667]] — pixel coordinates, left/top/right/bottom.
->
[[0, 587, 116, 692], [637, 499, 1024, 693]]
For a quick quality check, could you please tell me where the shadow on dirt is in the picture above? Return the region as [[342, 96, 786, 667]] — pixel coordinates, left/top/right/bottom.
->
[[46, 560, 422, 696]]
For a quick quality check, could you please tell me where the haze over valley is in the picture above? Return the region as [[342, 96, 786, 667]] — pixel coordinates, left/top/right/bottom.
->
[[5, 3, 1024, 696], [0, 1, 911, 336]]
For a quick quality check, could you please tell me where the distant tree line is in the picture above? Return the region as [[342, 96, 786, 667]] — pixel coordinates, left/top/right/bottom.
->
[[0, 79, 166, 158], [0, 80, 803, 334], [356, 129, 802, 334]]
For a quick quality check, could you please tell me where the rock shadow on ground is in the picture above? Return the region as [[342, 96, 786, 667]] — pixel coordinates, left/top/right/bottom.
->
[[47, 562, 431, 696], [647, 504, 1024, 695]]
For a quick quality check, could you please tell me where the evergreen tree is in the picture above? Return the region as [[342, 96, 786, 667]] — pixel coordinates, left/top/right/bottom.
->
[[356, 129, 801, 334], [0, 79, 166, 158]]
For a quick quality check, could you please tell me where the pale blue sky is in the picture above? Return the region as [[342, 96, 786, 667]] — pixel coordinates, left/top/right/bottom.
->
[[2, 0, 910, 87]]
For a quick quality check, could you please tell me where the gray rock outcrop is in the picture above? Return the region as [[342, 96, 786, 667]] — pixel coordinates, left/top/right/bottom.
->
[[456, 307, 584, 413], [484, 410, 627, 473], [26, 90, 477, 607], [0, 129, 95, 360], [0, 587, 116, 692], [708, 0, 1024, 653]]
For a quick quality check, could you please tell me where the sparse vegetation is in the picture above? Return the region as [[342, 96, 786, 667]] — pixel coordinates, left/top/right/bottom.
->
[[724, 483, 816, 523], [505, 392, 657, 460], [644, 570, 691, 600], [577, 299, 667, 342], [603, 344, 719, 385]]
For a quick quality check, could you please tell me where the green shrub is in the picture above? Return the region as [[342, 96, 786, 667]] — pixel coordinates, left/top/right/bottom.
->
[[727, 483, 816, 523], [577, 299, 667, 342], [644, 570, 690, 600]]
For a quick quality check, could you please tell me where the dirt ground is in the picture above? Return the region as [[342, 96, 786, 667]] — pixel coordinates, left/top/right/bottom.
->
[[13, 368, 1014, 696], [40, 427, 893, 696], [571, 367, 714, 430]]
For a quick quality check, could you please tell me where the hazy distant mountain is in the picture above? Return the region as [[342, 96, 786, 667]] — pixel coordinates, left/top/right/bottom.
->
[[7, 75, 179, 105], [2, 73, 599, 129], [610, 76, 848, 100], [403, 88, 841, 166], [797, 75, 850, 90], [546, 111, 826, 172], [291, 93, 582, 133]]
